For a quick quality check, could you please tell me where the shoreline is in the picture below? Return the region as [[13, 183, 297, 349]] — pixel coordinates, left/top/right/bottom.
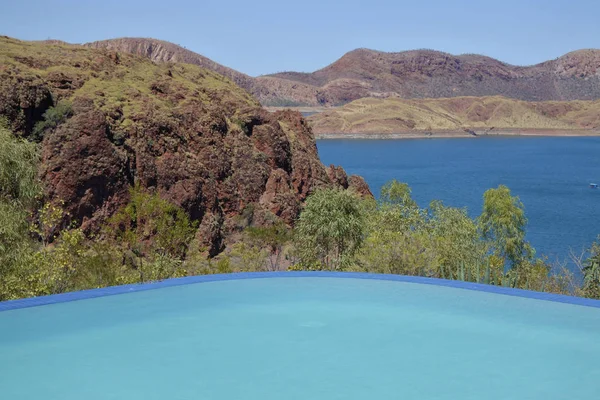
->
[[315, 129, 600, 140]]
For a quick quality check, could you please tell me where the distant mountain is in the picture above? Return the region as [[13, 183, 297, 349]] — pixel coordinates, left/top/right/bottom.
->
[[308, 96, 600, 135], [86, 38, 600, 106], [267, 48, 600, 105]]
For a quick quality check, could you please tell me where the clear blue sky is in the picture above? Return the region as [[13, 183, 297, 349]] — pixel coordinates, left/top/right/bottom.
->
[[1, 0, 598, 76]]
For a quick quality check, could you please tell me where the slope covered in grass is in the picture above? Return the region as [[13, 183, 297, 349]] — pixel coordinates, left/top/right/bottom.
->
[[309, 96, 600, 134]]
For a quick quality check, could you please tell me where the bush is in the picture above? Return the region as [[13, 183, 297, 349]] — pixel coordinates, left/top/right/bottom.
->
[[582, 237, 600, 299], [32, 100, 73, 141], [0, 125, 41, 204], [294, 188, 365, 270], [107, 185, 197, 282]]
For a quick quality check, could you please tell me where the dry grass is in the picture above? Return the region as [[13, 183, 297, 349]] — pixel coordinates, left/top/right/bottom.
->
[[309, 96, 600, 134], [0, 36, 259, 135]]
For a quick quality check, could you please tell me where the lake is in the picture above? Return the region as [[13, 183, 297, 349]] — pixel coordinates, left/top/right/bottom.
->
[[317, 136, 600, 268]]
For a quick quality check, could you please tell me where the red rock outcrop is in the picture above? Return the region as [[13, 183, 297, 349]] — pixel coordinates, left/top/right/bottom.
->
[[1, 36, 372, 256]]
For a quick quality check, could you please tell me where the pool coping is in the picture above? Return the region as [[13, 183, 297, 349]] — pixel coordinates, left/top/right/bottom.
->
[[1, 271, 600, 312]]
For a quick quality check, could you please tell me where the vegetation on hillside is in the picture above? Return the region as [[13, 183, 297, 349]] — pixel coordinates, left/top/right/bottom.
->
[[1, 124, 598, 301], [308, 96, 600, 134], [0, 37, 598, 303], [0, 125, 197, 299], [0, 35, 258, 140]]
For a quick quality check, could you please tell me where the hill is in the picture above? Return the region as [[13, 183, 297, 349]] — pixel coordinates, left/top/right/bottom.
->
[[0, 36, 369, 256], [85, 38, 600, 107], [308, 96, 600, 135], [268, 48, 600, 105], [86, 38, 256, 94], [85, 38, 321, 106]]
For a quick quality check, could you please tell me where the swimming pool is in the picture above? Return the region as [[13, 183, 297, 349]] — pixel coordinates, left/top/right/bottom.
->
[[1, 272, 599, 399]]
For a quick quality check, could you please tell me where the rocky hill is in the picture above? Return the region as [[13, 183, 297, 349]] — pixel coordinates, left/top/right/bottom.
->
[[269, 48, 600, 105], [84, 38, 600, 107], [86, 38, 256, 95], [308, 96, 600, 135], [0, 36, 369, 255], [86, 38, 321, 107]]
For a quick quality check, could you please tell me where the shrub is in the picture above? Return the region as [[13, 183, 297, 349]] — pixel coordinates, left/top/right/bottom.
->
[[107, 185, 197, 282], [295, 188, 365, 270], [32, 100, 73, 140], [0, 125, 41, 204], [582, 237, 600, 299]]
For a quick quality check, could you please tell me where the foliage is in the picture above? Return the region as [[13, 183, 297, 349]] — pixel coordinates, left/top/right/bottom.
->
[[479, 185, 533, 269], [0, 125, 42, 300], [32, 100, 73, 141], [107, 185, 197, 282], [109, 185, 196, 257], [380, 179, 417, 209], [0, 125, 41, 204], [229, 242, 270, 272], [356, 186, 433, 275], [293, 180, 578, 298], [0, 170, 595, 301], [31, 201, 66, 245], [294, 188, 365, 270], [582, 237, 600, 299], [245, 221, 291, 271], [0, 202, 35, 299], [429, 201, 492, 281]]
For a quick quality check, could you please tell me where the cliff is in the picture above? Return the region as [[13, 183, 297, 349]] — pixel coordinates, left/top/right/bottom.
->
[[0, 36, 370, 255]]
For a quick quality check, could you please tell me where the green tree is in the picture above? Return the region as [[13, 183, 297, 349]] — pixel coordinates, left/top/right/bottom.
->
[[295, 188, 365, 270], [357, 183, 433, 276], [479, 185, 533, 269], [0, 124, 42, 300], [582, 237, 600, 299], [429, 200, 490, 282], [380, 179, 417, 209], [0, 124, 40, 204]]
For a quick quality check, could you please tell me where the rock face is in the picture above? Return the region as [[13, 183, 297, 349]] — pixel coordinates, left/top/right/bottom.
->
[[0, 36, 370, 255]]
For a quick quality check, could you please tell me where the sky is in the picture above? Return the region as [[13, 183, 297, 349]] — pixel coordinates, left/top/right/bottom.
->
[[1, 0, 599, 77]]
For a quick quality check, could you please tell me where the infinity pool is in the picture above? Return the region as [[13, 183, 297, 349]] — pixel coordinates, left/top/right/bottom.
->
[[1, 274, 599, 399]]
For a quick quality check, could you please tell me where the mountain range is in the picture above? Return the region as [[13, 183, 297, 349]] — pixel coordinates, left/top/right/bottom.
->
[[86, 38, 600, 106]]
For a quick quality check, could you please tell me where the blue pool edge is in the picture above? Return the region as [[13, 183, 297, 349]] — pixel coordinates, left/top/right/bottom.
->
[[1, 271, 600, 312]]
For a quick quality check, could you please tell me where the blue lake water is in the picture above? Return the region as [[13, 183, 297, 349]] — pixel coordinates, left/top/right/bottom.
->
[[317, 136, 600, 266], [1, 277, 599, 399]]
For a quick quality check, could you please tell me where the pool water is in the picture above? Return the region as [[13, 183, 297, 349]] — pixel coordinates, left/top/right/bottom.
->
[[1, 276, 599, 399]]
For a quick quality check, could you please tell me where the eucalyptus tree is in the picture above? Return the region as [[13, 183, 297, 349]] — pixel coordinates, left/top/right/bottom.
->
[[295, 188, 365, 270], [0, 124, 42, 298], [479, 185, 533, 269], [582, 237, 600, 299]]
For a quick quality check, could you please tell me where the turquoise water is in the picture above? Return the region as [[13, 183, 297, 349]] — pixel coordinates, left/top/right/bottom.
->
[[1, 277, 599, 399], [317, 136, 600, 265]]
